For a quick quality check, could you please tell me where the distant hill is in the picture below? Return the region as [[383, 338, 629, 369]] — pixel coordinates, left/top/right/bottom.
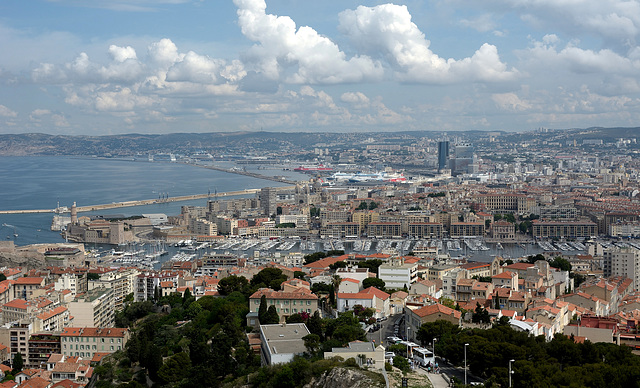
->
[[0, 127, 637, 156]]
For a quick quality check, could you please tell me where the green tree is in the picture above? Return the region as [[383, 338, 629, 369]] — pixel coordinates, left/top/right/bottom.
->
[[549, 256, 572, 272], [302, 333, 321, 354], [251, 267, 288, 290], [263, 305, 280, 324], [472, 302, 490, 324], [294, 271, 306, 280], [218, 275, 249, 296], [307, 311, 323, 338], [258, 295, 268, 323], [393, 355, 411, 372], [357, 202, 368, 210], [11, 352, 23, 375], [157, 352, 192, 384], [368, 202, 378, 210], [362, 277, 386, 291]]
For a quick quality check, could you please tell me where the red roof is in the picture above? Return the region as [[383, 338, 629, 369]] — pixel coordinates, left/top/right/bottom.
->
[[412, 303, 462, 319], [13, 277, 44, 285], [4, 299, 28, 310], [61, 327, 128, 338], [303, 255, 348, 269], [37, 306, 68, 321]]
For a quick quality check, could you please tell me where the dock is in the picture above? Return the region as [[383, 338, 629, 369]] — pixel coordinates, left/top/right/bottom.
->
[[0, 186, 294, 215]]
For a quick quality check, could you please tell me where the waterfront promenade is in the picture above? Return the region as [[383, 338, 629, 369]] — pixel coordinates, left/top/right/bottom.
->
[[0, 186, 294, 215]]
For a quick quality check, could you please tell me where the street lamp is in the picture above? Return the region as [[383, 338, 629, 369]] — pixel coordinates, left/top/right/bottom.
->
[[432, 338, 437, 366], [509, 359, 515, 388], [406, 327, 411, 360], [464, 343, 469, 386]]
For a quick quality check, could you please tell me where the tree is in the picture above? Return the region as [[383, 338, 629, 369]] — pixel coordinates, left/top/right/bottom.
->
[[472, 302, 490, 324], [302, 334, 321, 354], [263, 305, 280, 324], [357, 202, 368, 210], [258, 295, 268, 323], [393, 355, 410, 372], [549, 256, 572, 272], [11, 352, 23, 375], [251, 267, 287, 290], [218, 275, 249, 296], [307, 311, 323, 338], [362, 277, 386, 291], [294, 271, 306, 280], [368, 202, 378, 210], [87, 272, 101, 280], [157, 352, 192, 384]]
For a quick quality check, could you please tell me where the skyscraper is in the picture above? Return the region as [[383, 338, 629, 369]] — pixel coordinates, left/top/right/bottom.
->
[[438, 141, 449, 171], [260, 187, 278, 217]]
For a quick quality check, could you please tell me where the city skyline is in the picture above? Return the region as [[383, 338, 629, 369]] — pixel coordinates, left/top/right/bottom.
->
[[1, 0, 640, 135]]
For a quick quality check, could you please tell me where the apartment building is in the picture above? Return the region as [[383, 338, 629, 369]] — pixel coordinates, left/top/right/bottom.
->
[[449, 222, 485, 238], [60, 327, 129, 359], [604, 247, 640, 291], [88, 268, 139, 311], [408, 223, 443, 239], [367, 222, 402, 238], [12, 277, 46, 300], [378, 258, 418, 289], [249, 288, 318, 322], [67, 287, 115, 328], [531, 220, 598, 239]]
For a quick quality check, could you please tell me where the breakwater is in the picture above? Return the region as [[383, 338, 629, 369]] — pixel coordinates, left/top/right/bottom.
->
[[0, 186, 295, 215]]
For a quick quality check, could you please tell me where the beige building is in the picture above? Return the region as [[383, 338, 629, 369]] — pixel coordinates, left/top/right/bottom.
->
[[449, 222, 485, 237], [67, 287, 115, 328], [352, 211, 380, 229], [532, 220, 598, 239], [324, 341, 385, 369], [408, 223, 444, 239], [60, 327, 129, 358], [88, 268, 139, 311], [405, 303, 462, 341], [249, 288, 318, 322]]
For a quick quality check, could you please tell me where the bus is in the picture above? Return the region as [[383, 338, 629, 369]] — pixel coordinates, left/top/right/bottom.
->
[[413, 347, 434, 367]]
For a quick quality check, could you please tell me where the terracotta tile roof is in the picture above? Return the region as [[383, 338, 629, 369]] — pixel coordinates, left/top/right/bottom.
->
[[51, 379, 83, 388], [37, 306, 68, 321], [493, 272, 516, 279], [249, 288, 318, 301], [412, 303, 462, 319], [16, 376, 50, 388], [13, 277, 44, 285], [504, 263, 534, 270], [4, 299, 28, 310], [341, 278, 360, 284], [302, 255, 348, 269], [362, 286, 390, 300], [61, 327, 128, 338], [91, 353, 110, 363]]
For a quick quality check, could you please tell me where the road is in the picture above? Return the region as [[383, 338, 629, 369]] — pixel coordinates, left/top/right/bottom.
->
[[366, 314, 403, 347], [436, 359, 483, 386]]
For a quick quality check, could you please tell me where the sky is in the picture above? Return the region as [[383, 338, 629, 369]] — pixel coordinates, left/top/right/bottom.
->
[[1, 0, 640, 135]]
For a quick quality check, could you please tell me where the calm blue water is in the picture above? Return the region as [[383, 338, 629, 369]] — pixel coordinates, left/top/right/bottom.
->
[[0, 156, 295, 246]]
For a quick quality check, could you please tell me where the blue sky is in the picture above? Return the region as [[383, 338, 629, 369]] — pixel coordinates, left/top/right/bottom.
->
[[1, 0, 640, 135]]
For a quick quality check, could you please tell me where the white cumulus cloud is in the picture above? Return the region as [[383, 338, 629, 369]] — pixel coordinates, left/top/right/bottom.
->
[[338, 4, 518, 83], [233, 0, 383, 84]]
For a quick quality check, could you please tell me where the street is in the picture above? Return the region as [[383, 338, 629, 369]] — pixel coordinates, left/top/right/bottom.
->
[[366, 314, 403, 347]]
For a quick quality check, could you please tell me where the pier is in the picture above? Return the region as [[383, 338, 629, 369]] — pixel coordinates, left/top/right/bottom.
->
[[185, 162, 298, 185], [0, 186, 293, 215]]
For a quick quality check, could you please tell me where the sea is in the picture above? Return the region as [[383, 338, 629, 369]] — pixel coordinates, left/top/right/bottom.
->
[[0, 156, 300, 246]]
